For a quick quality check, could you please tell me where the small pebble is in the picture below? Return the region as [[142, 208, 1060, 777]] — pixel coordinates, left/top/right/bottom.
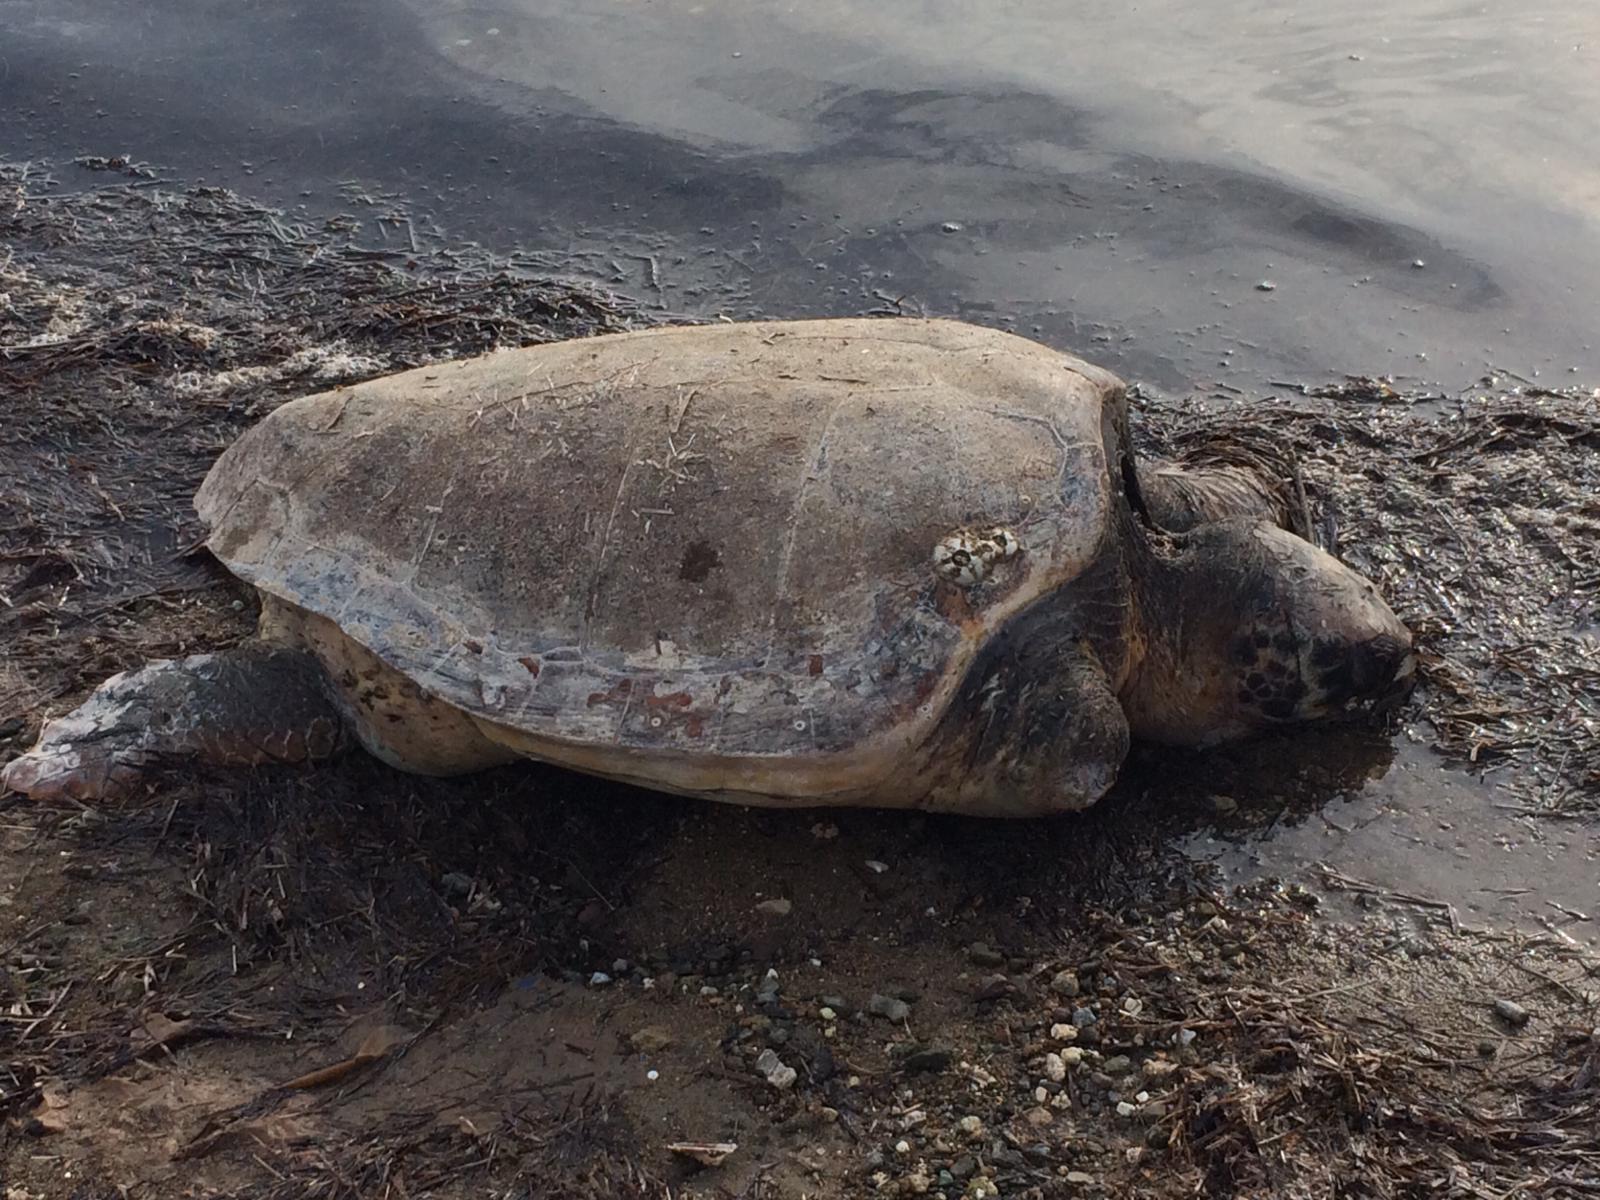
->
[[588, 971, 612, 987], [902, 1046, 953, 1074], [754, 1048, 798, 1090], [1050, 1022, 1079, 1042], [1256, 280, 1277, 292], [956, 1114, 984, 1137], [967, 942, 1005, 968], [941, 221, 964, 234], [629, 1026, 674, 1053], [1049, 970, 1080, 997], [755, 898, 792, 916], [1042, 1052, 1066, 1082], [973, 973, 1013, 1001], [1116, 1100, 1138, 1117], [1494, 998, 1530, 1027], [868, 993, 911, 1022]]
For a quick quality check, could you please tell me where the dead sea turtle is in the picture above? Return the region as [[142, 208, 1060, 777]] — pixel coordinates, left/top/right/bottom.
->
[[2, 318, 1414, 815]]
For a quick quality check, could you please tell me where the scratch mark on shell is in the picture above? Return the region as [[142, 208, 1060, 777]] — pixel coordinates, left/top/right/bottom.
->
[[761, 393, 850, 670], [580, 439, 642, 654]]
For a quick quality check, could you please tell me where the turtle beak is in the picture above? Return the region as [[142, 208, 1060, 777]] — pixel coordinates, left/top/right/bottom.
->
[[1372, 646, 1418, 713], [1331, 632, 1415, 716]]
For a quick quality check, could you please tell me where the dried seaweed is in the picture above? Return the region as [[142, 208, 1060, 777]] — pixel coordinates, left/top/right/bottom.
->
[[1092, 894, 1600, 1200]]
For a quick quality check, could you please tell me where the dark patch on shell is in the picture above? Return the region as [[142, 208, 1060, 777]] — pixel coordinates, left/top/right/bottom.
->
[[645, 690, 694, 709], [587, 679, 633, 708]]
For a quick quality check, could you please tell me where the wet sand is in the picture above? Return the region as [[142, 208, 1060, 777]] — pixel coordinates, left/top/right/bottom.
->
[[2, 5, 1595, 936]]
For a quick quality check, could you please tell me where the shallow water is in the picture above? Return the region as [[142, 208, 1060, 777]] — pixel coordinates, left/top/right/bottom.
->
[[3, 0, 1596, 933], [5, 0, 1598, 390], [1181, 740, 1600, 947]]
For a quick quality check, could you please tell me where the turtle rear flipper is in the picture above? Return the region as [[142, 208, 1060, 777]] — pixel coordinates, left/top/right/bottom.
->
[[2, 643, 346, 802]]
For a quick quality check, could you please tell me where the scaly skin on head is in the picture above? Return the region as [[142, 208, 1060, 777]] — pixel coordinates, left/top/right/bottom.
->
[[1101, 387, 1297, 535], [1121, 518, 1415, 746], [1137, 461, 1293, 532]]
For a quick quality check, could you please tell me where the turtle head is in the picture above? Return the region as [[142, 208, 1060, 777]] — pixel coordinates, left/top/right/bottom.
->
[[1126, 519, 1415, 745]]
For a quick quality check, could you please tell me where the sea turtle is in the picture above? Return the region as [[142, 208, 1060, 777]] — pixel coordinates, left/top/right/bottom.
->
[[2, 318, 1414, 815]]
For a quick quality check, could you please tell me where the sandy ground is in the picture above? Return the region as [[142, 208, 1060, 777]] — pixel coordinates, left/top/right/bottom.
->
[[3, 166, 1599, 1199]]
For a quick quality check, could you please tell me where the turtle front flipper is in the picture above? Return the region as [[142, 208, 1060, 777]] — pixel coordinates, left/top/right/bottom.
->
[[1, 643, 347, 802], [925, 653, 1130, 817]]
